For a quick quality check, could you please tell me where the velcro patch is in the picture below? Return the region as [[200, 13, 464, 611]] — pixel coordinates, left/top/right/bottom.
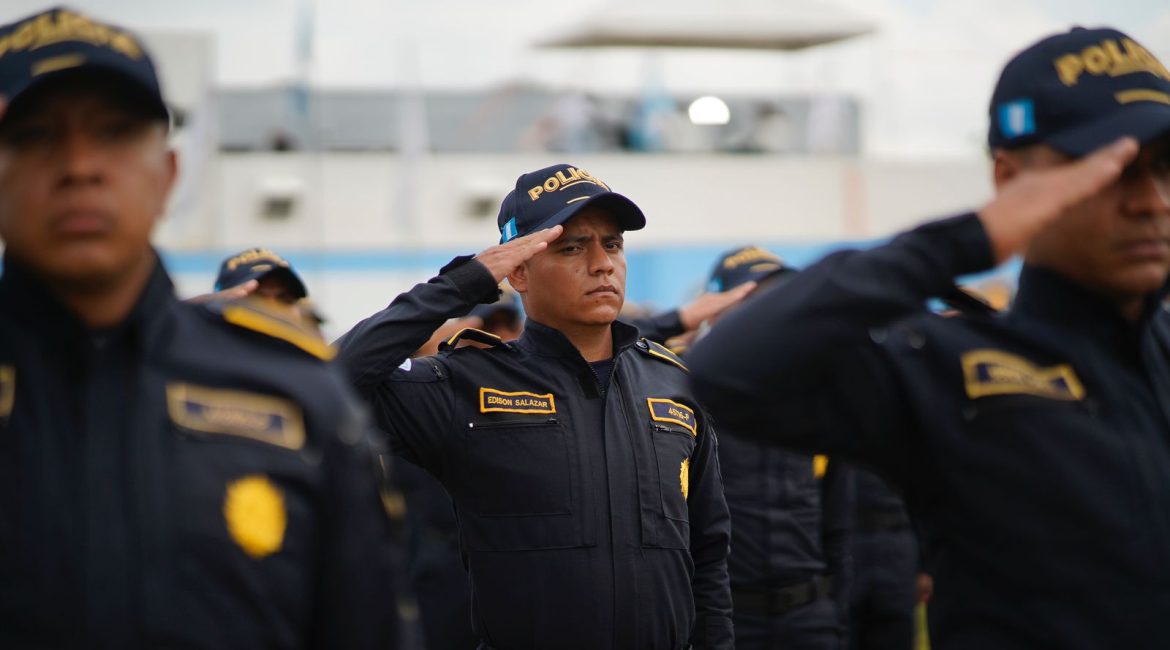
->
[[0, 365, 14, 419], [167, 383, 306, 450], [961, 349, 1085, 401], [479, 387, 556, 414], [648, 398, 697, 436]]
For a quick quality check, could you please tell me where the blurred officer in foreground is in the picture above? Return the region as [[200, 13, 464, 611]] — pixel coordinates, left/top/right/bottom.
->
[[336, 163, 733, 649], [690, 27, 1170, 649], [701, 247, 855, 650], [0, 8, 395, 648]]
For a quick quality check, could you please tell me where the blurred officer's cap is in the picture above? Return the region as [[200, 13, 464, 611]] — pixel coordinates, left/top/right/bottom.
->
[[471, 284, 522, 320], [497, 163, 645, 243], [988, 27, 1170, 156], [708, 246, 795, 293], [215, 248, 308, 299], [0, 6, 168, 128]]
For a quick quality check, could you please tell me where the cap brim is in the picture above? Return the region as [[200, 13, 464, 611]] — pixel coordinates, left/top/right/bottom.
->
[[529, 192, 647, 237], [1046, 101, 1170, 157], [220, 266, 308, 299], [2, 64, 168, 128]]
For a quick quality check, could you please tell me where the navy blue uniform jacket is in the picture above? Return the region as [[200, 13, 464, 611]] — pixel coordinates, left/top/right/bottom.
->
[[335, 258, 733, 650], [0, 256, 396, 649], [688, 213, 1170, 649]]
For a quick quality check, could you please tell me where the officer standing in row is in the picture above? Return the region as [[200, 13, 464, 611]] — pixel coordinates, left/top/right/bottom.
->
[[690, 27, 1170, 649], [336, 163, 734, 649], [0, 8, 396, 648], [848, 471, 920, 650], [701, 247, 854, 650]]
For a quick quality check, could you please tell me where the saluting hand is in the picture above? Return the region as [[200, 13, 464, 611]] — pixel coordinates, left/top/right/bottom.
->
[[678, 281, 758, 331], [184, 279, 259, 304], [474, 225, 563, 282], [979, 137, 1139, 263]]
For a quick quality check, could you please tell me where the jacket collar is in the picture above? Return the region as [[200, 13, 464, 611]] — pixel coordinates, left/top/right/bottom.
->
[[1009, 264, 1166, 357], [516, 318, 641, 360]]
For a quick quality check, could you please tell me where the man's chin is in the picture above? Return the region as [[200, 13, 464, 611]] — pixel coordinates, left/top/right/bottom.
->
[[32, 247, 141, 290]]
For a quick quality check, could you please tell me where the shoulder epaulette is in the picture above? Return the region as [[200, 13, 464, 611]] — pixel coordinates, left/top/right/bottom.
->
[[216, 297, 335, 361], [636, 338, 689, 373], [439, 327, 505, 352]]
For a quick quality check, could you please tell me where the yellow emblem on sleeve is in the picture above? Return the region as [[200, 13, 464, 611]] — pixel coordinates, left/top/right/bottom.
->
[[0, 365, 14, 419], [680, 458, 690, 501], [479, 388, 556, 414], [224, 475, 287, 559], [961, 349, 1085, 401], [648, 398, 697, 436]]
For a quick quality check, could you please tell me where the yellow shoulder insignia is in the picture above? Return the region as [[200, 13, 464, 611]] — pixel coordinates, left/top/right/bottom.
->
[[440, 327, 505, 352], [637, 339, 689, 373], [221, 297, 334, 361]]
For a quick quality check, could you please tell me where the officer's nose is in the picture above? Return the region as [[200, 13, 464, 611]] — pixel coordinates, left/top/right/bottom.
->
[[587, 241, 615, 275], [57, 128, 105, 189]]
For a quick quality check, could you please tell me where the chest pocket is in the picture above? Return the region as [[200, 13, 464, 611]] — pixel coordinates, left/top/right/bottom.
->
[[459, 417, 586, 551], [647, 398, 698, 550], [960, 393, 1139, 545]]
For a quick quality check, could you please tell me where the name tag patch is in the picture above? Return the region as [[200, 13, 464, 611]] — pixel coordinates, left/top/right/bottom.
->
[[166, 383, 306, 450], [648, 398, 697, 436], [479, 387, 556, 414], [961, 349, 1085, 401], [0, 365, 14, 419]]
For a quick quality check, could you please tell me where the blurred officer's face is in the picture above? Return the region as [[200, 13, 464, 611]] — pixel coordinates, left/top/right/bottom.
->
[[255, 274, 301, 305], [509, 208, 626, 331], [1000, 134, 1170, 303], [0, 75, 175, 289]]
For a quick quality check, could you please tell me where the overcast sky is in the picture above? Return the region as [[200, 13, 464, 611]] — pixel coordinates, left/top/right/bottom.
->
[[6, 0, 1169, 157]]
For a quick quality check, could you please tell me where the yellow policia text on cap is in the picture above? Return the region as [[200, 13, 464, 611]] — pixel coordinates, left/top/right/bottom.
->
[[225, 248, 292, 272], [527, 167, 611, 201], [1053, 36, 1170, 88], [0, 9, 143, 61]]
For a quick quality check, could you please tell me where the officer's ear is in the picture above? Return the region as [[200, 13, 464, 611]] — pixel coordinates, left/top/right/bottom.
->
[[507, 263, 529, 295], [992, 148, 1022, 191]]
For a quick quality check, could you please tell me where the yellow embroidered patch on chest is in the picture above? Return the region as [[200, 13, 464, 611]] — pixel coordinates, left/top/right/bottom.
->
[[223, 475, 287, 559], [961, 349, 1085, 400], [166, 383, 305, 450], [648, 398, 697, 436], [478, 387, 556, 414], [680, 458, 691, 501]]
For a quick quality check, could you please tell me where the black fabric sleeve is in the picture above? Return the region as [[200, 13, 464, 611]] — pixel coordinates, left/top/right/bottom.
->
[[821, 458, 855, 627], [688, 213, 995, 479], [628, 310, 686, 344], [687, 412, 734, 650], [333, 257, 497, 389]]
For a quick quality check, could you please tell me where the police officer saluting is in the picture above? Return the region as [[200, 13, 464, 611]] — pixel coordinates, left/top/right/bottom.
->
[[337, 164, 733, 649], [702, 247, 855, 650], [689, 27, 1170, 649], [0, 8, 395, 648]]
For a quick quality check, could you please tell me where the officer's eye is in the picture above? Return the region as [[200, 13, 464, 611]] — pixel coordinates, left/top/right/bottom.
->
[[605, 240, 624, 251], [0, 122, 55, 147], [560, 245, 582, 254], [95, 118, 141, 141]]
